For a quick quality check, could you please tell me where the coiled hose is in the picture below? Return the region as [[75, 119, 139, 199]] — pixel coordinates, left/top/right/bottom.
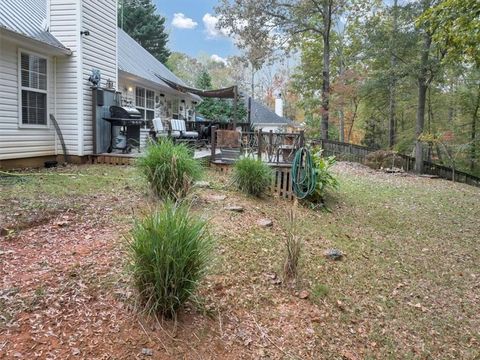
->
[[292, 147, 317, 199]]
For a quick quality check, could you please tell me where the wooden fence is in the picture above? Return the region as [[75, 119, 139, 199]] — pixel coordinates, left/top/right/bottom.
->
[[92, 154, 135, 166], [312, 139, 480, 187], [211, 162, 294, 199]]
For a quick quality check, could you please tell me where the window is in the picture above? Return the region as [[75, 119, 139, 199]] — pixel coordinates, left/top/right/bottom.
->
[[146, 90, 154, 120], [20, 52, 47, 125], [172, 98, 179, 119], [135, 87, 155, 127], [135, 87, 145, 108]]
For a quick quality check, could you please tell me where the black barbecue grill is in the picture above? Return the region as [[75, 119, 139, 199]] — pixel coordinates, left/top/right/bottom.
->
[[103, 106, 145, 153]]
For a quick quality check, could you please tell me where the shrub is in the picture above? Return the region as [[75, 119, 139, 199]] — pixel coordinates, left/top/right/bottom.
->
[[365, 150, 405, 170], [232, 157, 273, 196], [137, 139, 203, 200], [129, 201, 213, 317], [307, 149, 339, 204]]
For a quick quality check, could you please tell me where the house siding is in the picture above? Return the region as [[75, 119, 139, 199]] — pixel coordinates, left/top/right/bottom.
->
[[0, 37, 56, 160], [49, 0, 81, 155], [81, 0, 117, 155]]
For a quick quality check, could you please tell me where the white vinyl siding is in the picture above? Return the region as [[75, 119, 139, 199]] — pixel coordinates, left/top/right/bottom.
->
[[49, 0, 82, 156], [0, 38, 55, 160], [81, 0, 118, 155]]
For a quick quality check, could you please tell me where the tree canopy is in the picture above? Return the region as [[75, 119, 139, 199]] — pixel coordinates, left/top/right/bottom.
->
[[119, 0, 171, 63]]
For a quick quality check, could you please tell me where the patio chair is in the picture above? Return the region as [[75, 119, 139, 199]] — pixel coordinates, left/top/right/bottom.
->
[[171, 119, 199, 139], [152, 118, 180, 139]]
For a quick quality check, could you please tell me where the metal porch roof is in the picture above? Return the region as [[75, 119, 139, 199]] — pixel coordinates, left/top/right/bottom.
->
[[0, 0, 70, 52]]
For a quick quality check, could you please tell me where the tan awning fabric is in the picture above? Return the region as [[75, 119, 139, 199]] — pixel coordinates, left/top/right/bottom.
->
[[155, 73, 237, 99]]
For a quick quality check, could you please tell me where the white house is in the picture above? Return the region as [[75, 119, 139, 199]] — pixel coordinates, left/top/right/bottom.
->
[[0, 0, 199, 169]]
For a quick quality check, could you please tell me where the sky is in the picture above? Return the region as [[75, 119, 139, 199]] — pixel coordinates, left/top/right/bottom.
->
[[154, 0, 238, 63]]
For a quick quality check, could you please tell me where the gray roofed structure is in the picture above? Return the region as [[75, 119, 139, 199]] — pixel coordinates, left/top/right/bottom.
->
[[0, 0, 69, 52], [250, 98, 293, 126], [118, 28, 187, 89]]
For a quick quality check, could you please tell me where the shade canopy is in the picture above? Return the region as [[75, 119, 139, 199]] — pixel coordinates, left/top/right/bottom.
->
[[155, 73, 238, 99]]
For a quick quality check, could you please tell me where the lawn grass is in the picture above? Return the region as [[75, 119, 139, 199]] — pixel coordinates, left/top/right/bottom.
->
[[1, 163, 479, 359], [200, 164, 480, 359], [0, 165, 144, 231]]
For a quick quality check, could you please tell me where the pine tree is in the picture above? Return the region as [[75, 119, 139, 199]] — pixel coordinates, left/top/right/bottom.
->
[[119, 0, 171, 63]]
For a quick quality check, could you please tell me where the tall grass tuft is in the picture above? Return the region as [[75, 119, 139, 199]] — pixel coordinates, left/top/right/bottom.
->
[[129, 201, 213, 318], [283, 208, 302, 281], [232, 157, 273, 196], [137, 139, 203, 200]]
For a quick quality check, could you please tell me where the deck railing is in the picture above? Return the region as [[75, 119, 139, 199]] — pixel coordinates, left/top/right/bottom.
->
[[211, 128, 305, 165]]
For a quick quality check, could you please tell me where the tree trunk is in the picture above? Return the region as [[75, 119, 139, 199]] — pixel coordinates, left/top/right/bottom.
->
[[321, 1, 332, 140], [388, 0, 398, 149], [338, 42, 345, 143], [470, 85, 480, 171], [339, 110, 345, 142], [414, 27, 432, 173], [251, 66, 255, 100]]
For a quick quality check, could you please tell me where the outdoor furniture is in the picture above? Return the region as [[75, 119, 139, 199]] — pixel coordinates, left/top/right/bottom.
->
[[152, 118, 176, 138], [171, 119, 199, 139]]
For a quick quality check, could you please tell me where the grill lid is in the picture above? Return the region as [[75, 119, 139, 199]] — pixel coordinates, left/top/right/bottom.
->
[[109, 106, 142, 119]]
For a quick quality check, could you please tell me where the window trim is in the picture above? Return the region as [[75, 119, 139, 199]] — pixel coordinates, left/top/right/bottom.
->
[[17, 49, 50, 129]]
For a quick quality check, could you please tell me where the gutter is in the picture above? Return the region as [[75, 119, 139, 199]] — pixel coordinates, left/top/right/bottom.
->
[[0, 26, 72, 56]]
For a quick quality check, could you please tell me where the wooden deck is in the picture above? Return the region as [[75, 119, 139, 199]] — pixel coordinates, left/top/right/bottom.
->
[[91, 148, 217, 166]]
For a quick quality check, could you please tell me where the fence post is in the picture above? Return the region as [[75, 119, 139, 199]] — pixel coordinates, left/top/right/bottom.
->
[[211, 126, 217, 162], [257, 130, 263, 161], [299, 130, 305, 149]]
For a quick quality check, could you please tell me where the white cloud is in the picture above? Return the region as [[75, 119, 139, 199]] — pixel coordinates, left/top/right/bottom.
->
[[211, 54, 227, 65], [172, 13, 198, 30], [202, 13, 230, 38]]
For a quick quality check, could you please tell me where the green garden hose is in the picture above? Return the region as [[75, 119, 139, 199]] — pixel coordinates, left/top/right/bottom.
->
[[292, 147, 317, 199]]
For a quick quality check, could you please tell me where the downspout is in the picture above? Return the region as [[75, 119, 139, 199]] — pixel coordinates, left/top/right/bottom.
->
[[54, 56, 57, 155]]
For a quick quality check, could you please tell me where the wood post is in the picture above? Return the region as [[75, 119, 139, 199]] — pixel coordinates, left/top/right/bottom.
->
[[233, 85, 238, 130], [211, 126, 217, 161], [269, 130, 273, 157], [257, 130, 263, 161], [299, 130, 305, 149]]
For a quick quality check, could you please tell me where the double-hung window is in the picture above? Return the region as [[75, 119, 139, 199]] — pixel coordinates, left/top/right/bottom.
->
[[20, 52, 47, 126], [145, 90, 155, 120], [135, 87, 146, 119], [135, 87, 155, 121]]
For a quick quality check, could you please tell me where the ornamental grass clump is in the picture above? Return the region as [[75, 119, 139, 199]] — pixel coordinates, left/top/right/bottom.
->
[[137, 139, 203, 200], [232, 157, 273, 196], [129, 201, 213, 318]]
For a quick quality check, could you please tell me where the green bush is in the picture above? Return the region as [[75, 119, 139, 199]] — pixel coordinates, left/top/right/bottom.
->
[[129, 201, 213, 317], [137, 139, 203, 199], [232, 157, 273, 196], [307, 149, 339, 204]]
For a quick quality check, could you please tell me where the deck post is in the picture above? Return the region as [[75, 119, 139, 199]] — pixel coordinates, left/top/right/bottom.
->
[[233, 85, 238, 130], [299, 130, 305, 149], [257, 130, 263, 161], [211, 126, 217, 161], [269, 130, 273, 158]]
